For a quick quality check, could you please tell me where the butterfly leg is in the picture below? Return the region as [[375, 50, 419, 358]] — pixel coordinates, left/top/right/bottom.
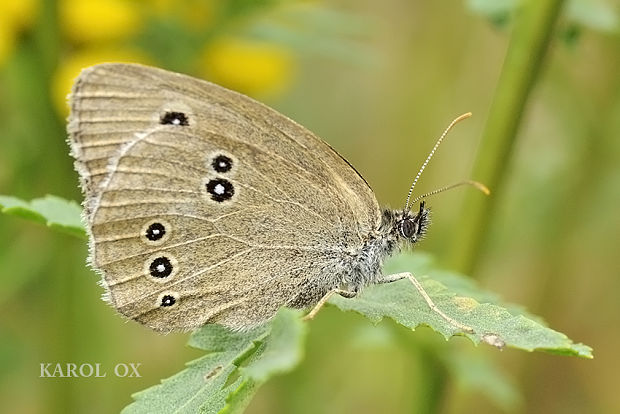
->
[[378, 272, 475, 334], [302, 289, 357, 321]]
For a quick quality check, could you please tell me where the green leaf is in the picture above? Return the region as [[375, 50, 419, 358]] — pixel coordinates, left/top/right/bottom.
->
[[328, 253, 592, 358], [0, 195, 85, 238], [122, 308, 306, 414], [124, 252, 591, 413], [239, 307, 306, 382], [387, 253, 546, 325]]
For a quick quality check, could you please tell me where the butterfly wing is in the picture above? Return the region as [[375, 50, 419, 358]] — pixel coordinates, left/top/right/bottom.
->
[[68, 63, 381, 331]]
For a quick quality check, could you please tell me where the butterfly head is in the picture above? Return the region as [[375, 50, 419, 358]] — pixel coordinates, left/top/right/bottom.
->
[[398, 201, 430, 244], [397, 113, 488, 245]]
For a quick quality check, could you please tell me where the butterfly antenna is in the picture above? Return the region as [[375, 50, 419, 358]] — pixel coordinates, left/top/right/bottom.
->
[[404, 112, 472, 211], [408, 180, 490, 205]]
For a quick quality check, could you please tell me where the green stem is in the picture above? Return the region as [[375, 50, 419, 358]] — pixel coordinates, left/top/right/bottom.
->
[[393, 325, 449, 414], [449, 0, 566, 275]]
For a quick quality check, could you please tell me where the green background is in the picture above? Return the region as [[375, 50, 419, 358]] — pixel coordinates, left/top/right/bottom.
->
[[0, 1, 618, 413]]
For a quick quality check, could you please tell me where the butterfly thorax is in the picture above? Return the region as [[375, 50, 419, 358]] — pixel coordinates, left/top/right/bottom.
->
[[339, 201, 430, 292]]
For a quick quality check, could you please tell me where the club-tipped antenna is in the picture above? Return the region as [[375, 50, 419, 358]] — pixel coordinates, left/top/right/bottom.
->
[[404, 112, 472, 210], [408, 180, 490, 205]]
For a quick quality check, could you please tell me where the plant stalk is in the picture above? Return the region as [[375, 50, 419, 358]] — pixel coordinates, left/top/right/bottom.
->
[[450, 0, 566, 275]]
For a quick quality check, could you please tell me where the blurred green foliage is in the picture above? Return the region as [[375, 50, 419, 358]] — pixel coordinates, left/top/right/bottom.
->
[[0, 0, 618, 413]]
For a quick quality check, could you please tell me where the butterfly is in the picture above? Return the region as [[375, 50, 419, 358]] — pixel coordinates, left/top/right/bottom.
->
[[68, 63, 485, 333]]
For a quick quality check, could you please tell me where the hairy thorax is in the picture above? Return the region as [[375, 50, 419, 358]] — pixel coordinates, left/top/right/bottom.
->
[[340, 207, 427, 292], [290, 205, 430, 309]]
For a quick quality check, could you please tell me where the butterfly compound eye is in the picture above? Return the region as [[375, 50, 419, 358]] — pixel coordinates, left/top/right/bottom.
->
[[400, 219, 417, 239]]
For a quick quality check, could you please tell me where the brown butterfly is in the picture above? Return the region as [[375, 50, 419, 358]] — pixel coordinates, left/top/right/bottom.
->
[[68, 63, 485, 332]]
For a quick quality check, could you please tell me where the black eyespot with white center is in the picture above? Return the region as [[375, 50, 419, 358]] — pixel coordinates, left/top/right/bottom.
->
[[160, 111, 189, 126], [149, 256, 173, 278], [160, 294, 176, 307], [211, 154, 233, 173], [206, 178, 234, 202], [145, 222, 166, 241]]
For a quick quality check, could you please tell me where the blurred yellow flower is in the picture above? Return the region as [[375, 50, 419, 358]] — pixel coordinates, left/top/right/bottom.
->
[[0, 0, 39, 65], [199, 38, 295, 98], [60, 0, 142, 44], [52, 48, 151, 117], [1, 0, 39, 29]]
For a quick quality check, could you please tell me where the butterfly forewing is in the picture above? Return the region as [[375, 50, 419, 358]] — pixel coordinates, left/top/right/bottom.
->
[[68, 63, 381, 331]]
